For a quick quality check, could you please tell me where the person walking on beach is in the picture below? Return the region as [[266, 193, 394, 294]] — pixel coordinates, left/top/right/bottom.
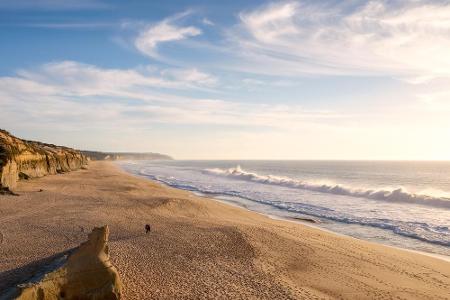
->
[[145, 224, 151, 234]]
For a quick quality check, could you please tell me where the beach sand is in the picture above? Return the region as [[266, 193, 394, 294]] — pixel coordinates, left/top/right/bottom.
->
[[1, 162, 449, 299]]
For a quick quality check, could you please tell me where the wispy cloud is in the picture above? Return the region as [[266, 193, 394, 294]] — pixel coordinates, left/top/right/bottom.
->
[[202, 18, 214, 26], [134, 12, 202, 59], [16, 61, 217, 95], [229, 1, 450, 79], [161, 68, 218, 87], [0, 61, 339, 133]]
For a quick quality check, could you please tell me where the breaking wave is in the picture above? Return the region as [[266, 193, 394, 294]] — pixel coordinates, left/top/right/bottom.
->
[[136, 169, 450, 247], [204, 166, 450, 209], [121, 162, 450, 248]]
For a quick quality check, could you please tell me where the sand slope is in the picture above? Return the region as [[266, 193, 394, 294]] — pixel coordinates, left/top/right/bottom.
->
[[1, 162, 449, 299]]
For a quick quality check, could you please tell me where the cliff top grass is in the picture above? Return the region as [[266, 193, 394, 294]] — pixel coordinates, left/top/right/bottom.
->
[[0, 129, 82, 158]]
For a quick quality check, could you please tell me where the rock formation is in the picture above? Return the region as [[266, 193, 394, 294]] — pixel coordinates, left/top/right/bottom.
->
[[5, 226, 122, 300], [0, 129, 87, 191]]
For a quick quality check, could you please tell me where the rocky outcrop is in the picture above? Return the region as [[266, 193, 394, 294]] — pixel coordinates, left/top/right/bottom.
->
[[0, 129, 87, 191], [82, 150, 173, 161], [5, 226, 122, 300]]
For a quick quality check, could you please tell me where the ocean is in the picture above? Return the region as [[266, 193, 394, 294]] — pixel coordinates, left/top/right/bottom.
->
[[118, 160, 450, 257]]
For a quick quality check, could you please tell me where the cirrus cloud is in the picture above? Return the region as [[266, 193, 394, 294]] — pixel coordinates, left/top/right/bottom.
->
[[135, 14, 202, 58], [0, 61, 340, 133], [231, 1, 450, 80]]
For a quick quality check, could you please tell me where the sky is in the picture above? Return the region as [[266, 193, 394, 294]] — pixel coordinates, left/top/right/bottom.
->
[[1, 0, 450, 160]]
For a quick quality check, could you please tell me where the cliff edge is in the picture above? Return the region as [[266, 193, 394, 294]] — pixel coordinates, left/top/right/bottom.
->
[[0, 129, 87, 191], [3, 226, 122, 300]]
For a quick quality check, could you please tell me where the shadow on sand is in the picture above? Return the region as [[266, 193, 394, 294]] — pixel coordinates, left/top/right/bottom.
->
[[0, 248, 75, 293]]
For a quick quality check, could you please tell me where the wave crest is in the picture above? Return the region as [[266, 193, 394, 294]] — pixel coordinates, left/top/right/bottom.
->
[[204, 166, 450, 209]]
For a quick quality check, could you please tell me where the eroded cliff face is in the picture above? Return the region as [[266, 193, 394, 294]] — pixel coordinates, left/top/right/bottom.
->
[[0, 130, 87, 191], [5, 226, 122, 300]]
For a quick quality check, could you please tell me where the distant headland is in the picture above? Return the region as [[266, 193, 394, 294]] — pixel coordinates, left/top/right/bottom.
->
[[81, 150, 173, 161]]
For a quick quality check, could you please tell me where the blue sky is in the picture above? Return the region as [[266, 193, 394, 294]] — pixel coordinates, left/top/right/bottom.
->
[[1, 0, 450, 159]]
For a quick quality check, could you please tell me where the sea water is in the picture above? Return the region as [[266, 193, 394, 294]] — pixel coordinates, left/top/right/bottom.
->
[[118, 160, 450, 257]]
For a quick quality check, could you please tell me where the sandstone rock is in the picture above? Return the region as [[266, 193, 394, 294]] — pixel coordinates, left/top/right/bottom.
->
[[0, 129, 87, 191], [6, 226, 122, 300]]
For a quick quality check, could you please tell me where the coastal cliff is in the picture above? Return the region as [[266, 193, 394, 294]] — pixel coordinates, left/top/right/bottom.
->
[[0, 129, 87, 191]]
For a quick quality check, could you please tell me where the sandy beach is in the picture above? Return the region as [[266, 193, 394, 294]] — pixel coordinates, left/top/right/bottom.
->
[[1, 162, 449, 299]]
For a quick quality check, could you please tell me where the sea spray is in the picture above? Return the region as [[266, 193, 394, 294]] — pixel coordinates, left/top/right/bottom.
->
[[204, 166, 450, 209]]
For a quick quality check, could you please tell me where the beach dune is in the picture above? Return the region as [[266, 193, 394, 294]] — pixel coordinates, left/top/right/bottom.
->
[[1, 162, 449, 299]]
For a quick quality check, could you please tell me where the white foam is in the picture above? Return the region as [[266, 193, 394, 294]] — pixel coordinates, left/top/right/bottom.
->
[[204, 166, 450, 209]]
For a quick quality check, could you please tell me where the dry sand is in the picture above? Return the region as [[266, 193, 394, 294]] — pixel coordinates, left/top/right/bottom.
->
[[1, 162, 450, 299]]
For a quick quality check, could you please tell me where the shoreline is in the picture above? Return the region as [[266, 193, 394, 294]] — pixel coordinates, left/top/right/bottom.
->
[[119, 163, 450, 263], [217, 199, 450, 263], [1, 161, 450, 299], [267, 214, 450, 263], [204, 191, 450, 264]]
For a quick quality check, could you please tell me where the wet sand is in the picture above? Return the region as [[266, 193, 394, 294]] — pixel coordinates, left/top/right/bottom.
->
[[1, 162, 449, 299]]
